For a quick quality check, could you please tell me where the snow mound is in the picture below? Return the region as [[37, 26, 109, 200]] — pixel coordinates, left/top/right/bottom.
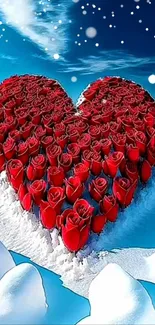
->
[[0, 241, 15, 280], [0, 263, 47, 324], [77, 263, 155, 325]]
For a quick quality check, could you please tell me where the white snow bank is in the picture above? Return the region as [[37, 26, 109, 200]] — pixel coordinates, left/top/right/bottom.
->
[[77, 263, 155, 325], [0, 263, 47, 324], [0, 241, 15, 280]]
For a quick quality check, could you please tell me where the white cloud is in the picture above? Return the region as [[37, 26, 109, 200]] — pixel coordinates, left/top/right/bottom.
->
[[0, 0, 73, 60], [59, 51, 155, 75]]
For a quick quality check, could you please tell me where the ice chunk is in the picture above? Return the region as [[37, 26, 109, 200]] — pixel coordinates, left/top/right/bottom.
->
[[0, 263, 47, 324], [77, 263, 155, 324], [0, 241, 15, 280]]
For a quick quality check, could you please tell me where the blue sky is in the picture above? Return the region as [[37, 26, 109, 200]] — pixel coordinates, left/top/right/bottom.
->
[[0, 0, 155, 102]]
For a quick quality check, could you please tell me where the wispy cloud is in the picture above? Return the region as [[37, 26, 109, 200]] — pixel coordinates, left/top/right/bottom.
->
[[0, 0, 73, 60], [0, 54, 17, 62], [59, 51, 155, 75]]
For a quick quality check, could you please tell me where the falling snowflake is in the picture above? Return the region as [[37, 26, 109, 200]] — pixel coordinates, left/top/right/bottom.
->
[[85, 27, 97, 38], [148, 75, 155, 84], [71, 76, 77, 82]]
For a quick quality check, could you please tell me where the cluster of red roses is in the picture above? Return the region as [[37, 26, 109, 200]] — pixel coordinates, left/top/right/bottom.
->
[[0, 75, 155, 252]]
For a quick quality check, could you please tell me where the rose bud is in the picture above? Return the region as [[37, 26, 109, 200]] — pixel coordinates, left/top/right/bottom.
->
[[17, 142, 29, 165], [91, 140, 101, 152], [47, 144, 62, 166], [100, 123, 110, 138], [91, 215, 107, 233], [74, 163, 89, 183], [67, 125, 80, 143], [73, 198, 94, 219], [147, 136, 155, 166], [30, 108, 41, 125], [89, 177, 108, 202], [16, 108, 29, 126], [5, 115, 17, 132], [67, 143, 81, 164], [123, 161, 139, 182], [0, 123, 7, 143], [41, 136, 55, 150], [134, 119, 145, 132], [78, 133, 91, 151], [127, 143, 140, 163], [100, 195, 119, 222], [20, 121, 33, 140], [113, 177, 137, 207], [126, 129, 136, 145], [135, 131, 147, 156], [66, 176, 84, 204], [121, 116, 133, 132], [144, 113, 154, 128], [3, 137, 16, 160], [146, 126, 155, 140], [40, 200, 56, 230], [0, 144, 5, 171], [140, 160, 152, 183], [9, 129, 21, 142], [89, 125, 101, 140], [100, 138, 112, 156], [47, 166, 65, 187], [110, 121, 121, 135], [6, 159, 24, 191], [90, 151, 102, 175], [27, 136, 40, 157], [84, 88, 97, 101], [47, 187, 65, 215], [59, 153, 72, 173], [18, 183, 32, 211], [76, 120, 88, 134], [54, 122, 66, 138], [34, 125, 46, 140], [27, 154, 46, 181], [103, 151, 124, 178], [59, 209, 90, 252], [56, 134, 68, 150], [29, 180, 46, 205], [112, 133, 126, 154]]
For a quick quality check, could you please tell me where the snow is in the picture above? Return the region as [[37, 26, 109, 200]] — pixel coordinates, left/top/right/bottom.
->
[[0, 241, 15, 280], [1, 169, 155, 298], [0, 263, 47, 324], [77, 263, 155, 325]]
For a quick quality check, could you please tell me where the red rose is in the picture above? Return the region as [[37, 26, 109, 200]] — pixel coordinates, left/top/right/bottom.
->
[[123, 161, 139, 182], [84, 88, 97, 101], [146, 126, 155, 140], [113, 177, 137, 207], [56, 134, 68, 150], [47, 144, 62, 166], [59, 153, 72, 173], [5, 116, 17, 132], [91, 215, 107, 233], [41, 136, 55, 150], [27, 154, 46, 181], [67, 125, 79, 143], [73, 198, 94, 218], [48, 187, 65, 215], [34, 125, 46, 140], [0, 123, 7, 143], [0, 144, 5, 171], [78, 133, 91, 151], [16, 107, 29, 125], [7, 159, 24, 191], [89, 125, 101, 140], [144, 113, 154, 128], [100, 123, 110, 138], [100, 138, 112, 156], [9, 129, 21, 142], [27, 137, 40, 157], [127, 143, 140, 163], [90, 151, 102, 175], [66, 176, 84, 204], [91, 140, 101, 152], [103, 151, 124, 178], [18, 184, 32, 211], [74, 163, 89, 182], [102, 105, 114, 123], [54, 122, 66, 138], [67, 143, 81, 164], [3, 137, 16, 160], [110, 121, 121, 135], [126, 129, 136, 145], [89, 177, 108, 202], [112, 133, 126, 154], [47, 166, 65, 187], [121, 116, 133, 132], [76, 120, 88, 134], [59, 209, 90, 252], [100, 195, 119, 222], [29, 180, 46, 205], [30, 108, 41, 125], [140, 160, 152, 183], [17, 142, 29, 165], [40, 200, 56, 230], [20, 121, 33, 140], [135, 131, 147, 155]]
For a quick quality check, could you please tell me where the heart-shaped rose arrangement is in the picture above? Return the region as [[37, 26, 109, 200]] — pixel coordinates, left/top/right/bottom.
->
[[0, 75, 155, 252]]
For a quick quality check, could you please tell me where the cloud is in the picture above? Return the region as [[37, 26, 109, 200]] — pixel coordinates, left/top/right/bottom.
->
[[0, 54, 17, 62], [59, 51, 155, 75], [0, 0, 73, 60]]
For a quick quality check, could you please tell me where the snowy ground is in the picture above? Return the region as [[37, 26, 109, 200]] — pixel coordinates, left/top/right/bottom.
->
[[1, 169, 155, 298]]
